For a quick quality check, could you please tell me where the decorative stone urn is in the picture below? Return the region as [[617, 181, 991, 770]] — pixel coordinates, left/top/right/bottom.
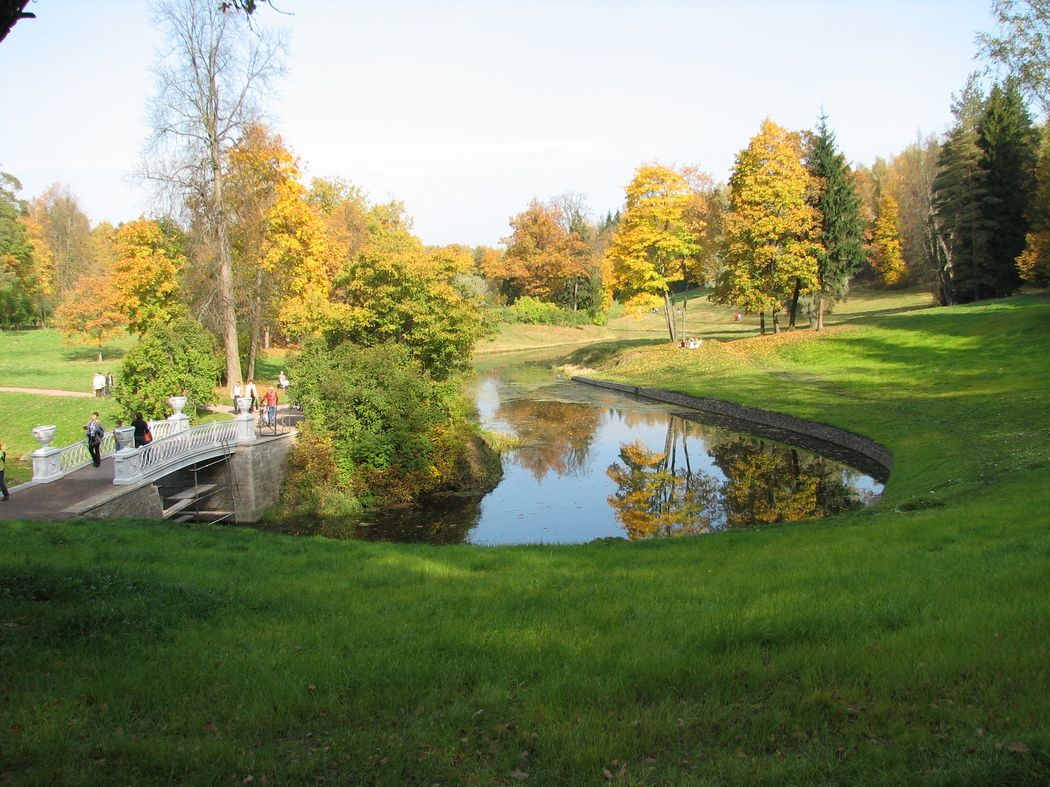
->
[[114, 425, 136, 451], [236, 396, 252, 414], [167, 396, 190, 433], [31, 424, 58, 448]]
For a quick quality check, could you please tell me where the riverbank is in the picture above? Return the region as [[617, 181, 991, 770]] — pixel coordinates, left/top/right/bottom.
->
[[1, 291, 1048, 785]]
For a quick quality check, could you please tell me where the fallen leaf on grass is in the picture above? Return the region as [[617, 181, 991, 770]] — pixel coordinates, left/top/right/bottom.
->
[[1005, 742, 1029, 754], [510, 771, 530, 780]]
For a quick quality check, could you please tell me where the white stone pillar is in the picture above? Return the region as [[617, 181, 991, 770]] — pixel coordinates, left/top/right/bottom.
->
[[112, 447, 145, 486], [235, 412, 257, 444], [29, 425, 62, 484]]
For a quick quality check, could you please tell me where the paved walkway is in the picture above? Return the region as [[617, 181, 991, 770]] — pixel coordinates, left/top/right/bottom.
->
[[0, 459, 115, 521], [0, 386, 94, 397]]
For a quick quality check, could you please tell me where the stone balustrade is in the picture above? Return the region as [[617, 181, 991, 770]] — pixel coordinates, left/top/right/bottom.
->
[[28, 396, 256, 485]]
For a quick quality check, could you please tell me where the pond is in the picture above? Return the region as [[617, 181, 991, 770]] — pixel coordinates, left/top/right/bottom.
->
[[280, 350, 885, 546]]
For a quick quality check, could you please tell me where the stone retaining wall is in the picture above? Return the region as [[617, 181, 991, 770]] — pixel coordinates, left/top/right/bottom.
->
[[572, 376, 893, 482]]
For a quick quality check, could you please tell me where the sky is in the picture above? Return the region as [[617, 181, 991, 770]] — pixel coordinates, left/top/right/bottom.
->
[[0, 0, 998, 248]]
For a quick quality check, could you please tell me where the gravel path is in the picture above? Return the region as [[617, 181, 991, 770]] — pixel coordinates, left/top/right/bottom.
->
[[0, 386, 94, 397]]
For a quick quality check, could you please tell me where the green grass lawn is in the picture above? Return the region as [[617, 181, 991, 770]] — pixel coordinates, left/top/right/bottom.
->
[[0, 292, 1048, 785]]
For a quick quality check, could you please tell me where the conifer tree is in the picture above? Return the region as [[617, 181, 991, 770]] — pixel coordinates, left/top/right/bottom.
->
[[934, 76, 989, 305], [805, 115, 866, 330], [977, 81, 1038, 297]]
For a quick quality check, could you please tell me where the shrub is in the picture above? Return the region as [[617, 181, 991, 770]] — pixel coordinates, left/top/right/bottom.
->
[[500, 296, 597, 326], [114, 318, 223, 420]]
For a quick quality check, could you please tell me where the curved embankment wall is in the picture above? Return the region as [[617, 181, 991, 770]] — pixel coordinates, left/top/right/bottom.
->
[[572, 376, 893, 483]]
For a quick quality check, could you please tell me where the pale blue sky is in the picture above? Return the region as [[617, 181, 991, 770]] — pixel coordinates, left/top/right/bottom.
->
[[0, 0, 997, 247]]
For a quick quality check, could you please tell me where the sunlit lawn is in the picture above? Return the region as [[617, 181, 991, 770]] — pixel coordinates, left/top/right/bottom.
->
[[0, 291, 1048, 785]]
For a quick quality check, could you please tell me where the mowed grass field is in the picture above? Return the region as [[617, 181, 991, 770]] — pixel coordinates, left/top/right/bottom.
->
[[0, 289, 1048, 785]]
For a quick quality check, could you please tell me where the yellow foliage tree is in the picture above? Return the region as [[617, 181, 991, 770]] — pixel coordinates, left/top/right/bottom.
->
[[714, 118, 819, 333], [109, 217, 187, 334], [606, 164, 710, 342], [53, 273, 127, 362]]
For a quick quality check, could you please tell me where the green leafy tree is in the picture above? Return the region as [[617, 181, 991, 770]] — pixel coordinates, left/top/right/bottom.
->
[[979, 0, 1050, 113], [805, 115, 866, 330], [326, 201, 490, 380], [114, 317, 224, 419], [288, 341, 477, 507], [714, 118, 819, 333]]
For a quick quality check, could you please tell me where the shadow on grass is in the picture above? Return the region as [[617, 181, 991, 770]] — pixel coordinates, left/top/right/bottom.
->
[[557, 338, 668, 368], [62, 345, 127, 364]]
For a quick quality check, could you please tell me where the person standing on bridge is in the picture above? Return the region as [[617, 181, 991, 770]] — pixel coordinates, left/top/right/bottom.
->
[[132, 412, 152, 448], [0, 443, 10, 501], [84, 412, 104, 467], [263, 386, 278, 427]]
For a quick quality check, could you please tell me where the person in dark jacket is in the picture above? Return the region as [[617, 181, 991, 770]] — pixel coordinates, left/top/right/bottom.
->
[[131, 412, 152, 448]]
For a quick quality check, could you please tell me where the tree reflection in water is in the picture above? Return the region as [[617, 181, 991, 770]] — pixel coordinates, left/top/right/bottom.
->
[[494, 396, 600, 480], [607, 416, 875, 540]]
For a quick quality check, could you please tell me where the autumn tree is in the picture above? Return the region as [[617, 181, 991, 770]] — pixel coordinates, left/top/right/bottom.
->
[[714, 118, 819, 333], [606, 164, 709, 342], [867, 192, 908, 286], [0, 172, 44, 327], [109, 217, 187, 334], [26, 183, 96, 296], [326, 201, 489, 380], [53, 273, 127, 362], [225, 124, 334, 379], [496, 200, 589, 304], [1018, 126, 1050, 285], [140, 0, 286, 388], [804, 115, 866, 330]]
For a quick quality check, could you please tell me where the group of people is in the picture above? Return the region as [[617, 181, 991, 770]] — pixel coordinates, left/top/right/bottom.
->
[[232, 371, 290, 427], [76, 372, 291, 469], [91, 371, 114, 398]]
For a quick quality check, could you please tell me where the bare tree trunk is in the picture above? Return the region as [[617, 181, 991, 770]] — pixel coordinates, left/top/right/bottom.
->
[[787, 278, 801, 329], [759, 311, 766, 335], [680, 281, 689, 341], [662, 290, 678, 343]]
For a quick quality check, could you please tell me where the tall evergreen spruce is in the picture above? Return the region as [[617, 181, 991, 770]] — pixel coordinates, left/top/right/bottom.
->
[[934, 77, 990, 305], [805, 116, 866, 330], [935, 77, 1038, 304], [977, 81, 1038, 298]]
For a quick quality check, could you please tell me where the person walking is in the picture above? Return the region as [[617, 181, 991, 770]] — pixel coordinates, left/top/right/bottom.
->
[[105, 371, 114, 397], [92, 371, 106, 398], [246, 379, 258, 413], [263, 386, 278, 427], [84, 412, 104, 467], [0, 443, 9, 501], [131, 411, 152, 448], [232, 381, 243, 413]]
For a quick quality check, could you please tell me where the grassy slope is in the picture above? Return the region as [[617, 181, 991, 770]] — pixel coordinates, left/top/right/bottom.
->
[[0, 292, 1048, 785]]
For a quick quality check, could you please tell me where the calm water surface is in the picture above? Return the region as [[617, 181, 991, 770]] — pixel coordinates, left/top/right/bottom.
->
[[334, 354, 885, 546]]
